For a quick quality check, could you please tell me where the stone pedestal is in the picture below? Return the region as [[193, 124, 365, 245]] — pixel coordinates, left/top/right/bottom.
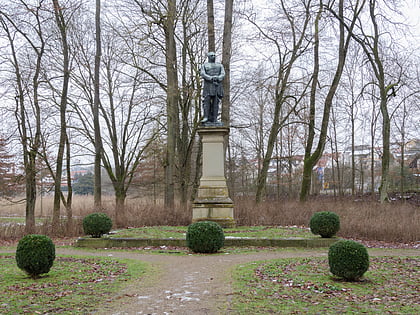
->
[[192, 126, 235, 227]]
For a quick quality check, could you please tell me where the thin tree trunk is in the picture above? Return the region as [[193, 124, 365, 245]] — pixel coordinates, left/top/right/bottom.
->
[[94, 0, 103, 209], [351, 97, 356, 195], [206, 0, 215, 52], [300, 4, 322, 201], [64, 134, 73, 231], [370, 115, 375, 196], [400, 101, 406, 198], [52, 0, 70, 233], [25, 152, 37, 234], [369, 0, 395, 203]]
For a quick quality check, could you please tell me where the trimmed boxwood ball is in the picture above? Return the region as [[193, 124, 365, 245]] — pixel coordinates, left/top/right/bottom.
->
[[186, 221, 225, 253], [83, 212, 113, 238], [310, 211, 340, 238], [328, 240, 369, 281], [16, 234, 56, 278]]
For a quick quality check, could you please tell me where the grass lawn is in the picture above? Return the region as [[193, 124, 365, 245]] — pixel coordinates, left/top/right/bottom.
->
[[232, 256, 420, 314], [0, 217, 26, 224], [110, 225, 313, 239], [0, 254, 147, 314]]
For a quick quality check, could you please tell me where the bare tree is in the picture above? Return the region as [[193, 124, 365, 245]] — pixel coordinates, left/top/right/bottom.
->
[[0, 1, 47, 233], [243, 0, 313, 203], [100, 63, 158, 226], [123, 0, 207, 207], [329, 0, 409, 202], [300, 0, 364, 201]]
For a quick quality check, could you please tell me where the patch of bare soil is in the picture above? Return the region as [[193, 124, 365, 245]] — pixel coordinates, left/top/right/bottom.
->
[[55, 248, 419, 315]]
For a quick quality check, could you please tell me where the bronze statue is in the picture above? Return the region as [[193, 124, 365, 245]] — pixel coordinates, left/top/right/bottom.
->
[[200, 52, 225, 125]]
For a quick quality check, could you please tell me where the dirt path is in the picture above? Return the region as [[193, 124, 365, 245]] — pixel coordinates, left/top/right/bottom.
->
[[54, 248, 419, 315]]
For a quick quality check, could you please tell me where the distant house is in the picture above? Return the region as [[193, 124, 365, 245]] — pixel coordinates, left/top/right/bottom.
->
[[342, 145, 382, 168]]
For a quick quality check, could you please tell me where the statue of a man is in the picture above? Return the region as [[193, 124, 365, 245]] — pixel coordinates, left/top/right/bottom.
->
[[200, 52, 225, 124]]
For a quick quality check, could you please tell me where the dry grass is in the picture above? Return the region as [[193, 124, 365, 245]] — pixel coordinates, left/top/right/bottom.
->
[[0, 195, 114, 218], [235, 197, 419, 243], [0, 195, 418, 244]]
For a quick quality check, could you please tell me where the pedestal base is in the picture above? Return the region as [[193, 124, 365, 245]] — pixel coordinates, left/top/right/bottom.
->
[[192, 203, 235, 228], [193, 185, 235, 227], [192, 126, 235, 228]]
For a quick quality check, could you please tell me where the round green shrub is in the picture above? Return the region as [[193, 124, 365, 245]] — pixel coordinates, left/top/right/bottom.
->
[[309, 211, 340, 238], [16, 234, 56, 278], [328, 240, 369, 281], [83, 212, 113, 238], [186, 221, 225, 253]]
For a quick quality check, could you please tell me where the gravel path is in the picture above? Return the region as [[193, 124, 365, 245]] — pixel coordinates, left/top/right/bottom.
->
[[55, 248, 419, 315]]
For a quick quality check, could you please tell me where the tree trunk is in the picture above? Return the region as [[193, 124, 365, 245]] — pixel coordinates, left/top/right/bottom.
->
[[370, 103, 376, 197], [221, 0, 233, 126], [25, 152, 37, 234], [222, 0, 234, 194], [379, 95, 391, 202], [64, 134, 73, 231], [115, 186, 127, 227], [94, 0, 103, 209], [399, 102, 406, 197], [300, 4, 322, 202], [351, 97, 356, 196], [368, 0, 395, 203], [52, 0, 70, 233], [206, 0, 215, 52], [164, 0, 179, 209]]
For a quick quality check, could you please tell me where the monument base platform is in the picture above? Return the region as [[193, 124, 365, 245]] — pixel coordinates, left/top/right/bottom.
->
[[192, 126, 235, 228], [192, 201, 235, 228]]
